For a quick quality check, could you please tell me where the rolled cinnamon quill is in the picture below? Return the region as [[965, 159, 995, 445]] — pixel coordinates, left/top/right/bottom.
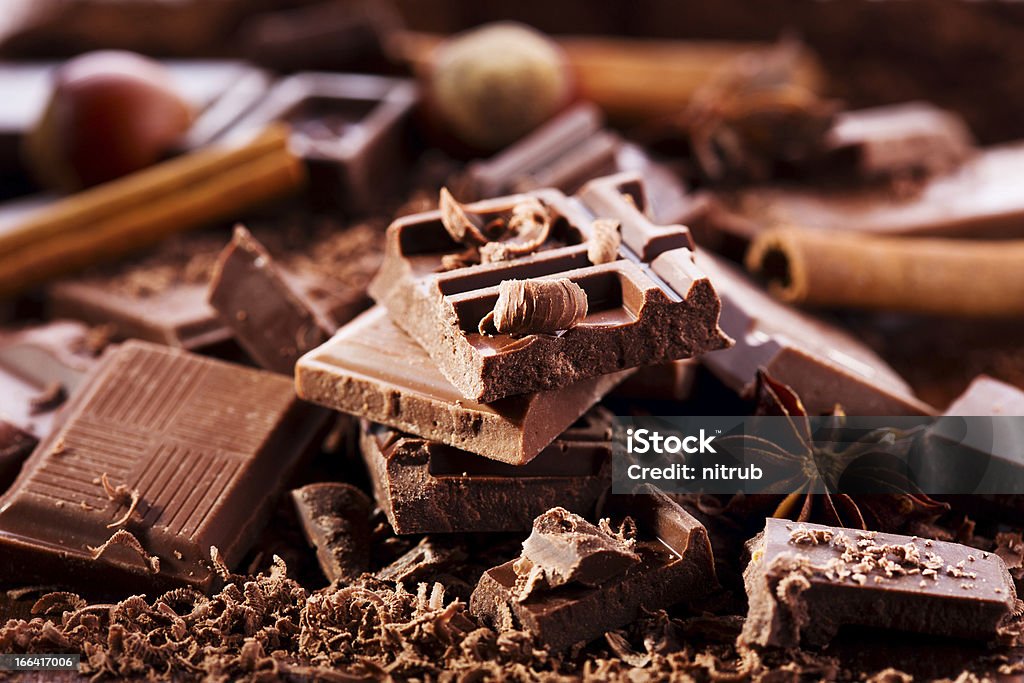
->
[[0, 125, 304, 297], [393, 32, 823, 124], [746, 227, 1024, 317]]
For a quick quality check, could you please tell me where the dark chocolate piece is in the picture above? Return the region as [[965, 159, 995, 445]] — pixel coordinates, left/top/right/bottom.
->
[[375, 537, 468, 585], [0, 340, 327, 592], [369, 176, 729, 402], [237, 1, 398, 73], [297, 306, 630, 464], [513, 507, 639, 599], [824, 102, 974, 179], [0, 320, 100, 488], [470, 490, 717, 651], [48, 232, 233, 351], [740, 518, 1019, 647], [359, 409, 613, 534], [291, 482, 372, 584], [49, 224, 380, 352], [613, 358, 696, 401], [208, 226, 334, 374], [919, 376, 1024, 510], [946, 375, 1024, 417], [697, 251, 932, 415], [708, 142, 1024, 247], [464, 103, 621, 199], [221, 73, 417, 213]]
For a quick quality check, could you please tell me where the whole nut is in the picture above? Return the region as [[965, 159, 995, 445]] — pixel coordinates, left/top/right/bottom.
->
[[24, 50, 195, 192], [427, 22, 574, 151]]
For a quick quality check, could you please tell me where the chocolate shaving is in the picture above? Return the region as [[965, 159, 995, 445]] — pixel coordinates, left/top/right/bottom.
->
[[587, 218, 622, 265], [28, 382, 66, 414], [478, 278, 588, 336], [479, 197, 553, 263], [439, 187, 488, 245], [88, 529, 160, 574]]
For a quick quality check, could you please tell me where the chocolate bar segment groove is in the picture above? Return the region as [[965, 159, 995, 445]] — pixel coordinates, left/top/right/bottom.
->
[[0, 340, 326, 592]]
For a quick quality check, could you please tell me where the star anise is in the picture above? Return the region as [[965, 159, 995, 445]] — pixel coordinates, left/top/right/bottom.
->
[[669, 40, 840, 183], [723, 371, 948, 532]]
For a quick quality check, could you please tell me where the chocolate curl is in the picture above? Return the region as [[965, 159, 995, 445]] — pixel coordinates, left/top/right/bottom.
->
[[479, 278, 588, 336], [746, 227, 1024, 318]]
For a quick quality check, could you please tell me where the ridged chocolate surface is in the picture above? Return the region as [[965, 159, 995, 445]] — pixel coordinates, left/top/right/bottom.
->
[[0, 340, 326, 592]]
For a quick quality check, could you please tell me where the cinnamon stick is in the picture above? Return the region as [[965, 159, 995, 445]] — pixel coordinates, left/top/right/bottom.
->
[[746, 227, 1024, 317], [0, 125, 304, 297], [392, 32, 823, 123]]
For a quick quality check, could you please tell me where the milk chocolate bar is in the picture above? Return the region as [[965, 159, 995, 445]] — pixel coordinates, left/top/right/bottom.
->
[[369, 176, 729, 402], [706, 142, 1024, 248], [291, 482, 372, 583], [0, 340, 327, 592], [464, 103, 620, 199], [0, 320, 100, 488], [740, 518, 1018, 648], [297, 307, 630, 464], [208, 226, 334, 374], [470, 490, 716, 651], [824, 102, 974, 179], [222, 73, 417, 212], [359, 409, 613, 534], [697, 252, 932, 415]]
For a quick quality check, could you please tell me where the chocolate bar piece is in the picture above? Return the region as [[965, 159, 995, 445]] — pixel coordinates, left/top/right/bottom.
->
[[697, 251, 932, 415], [208, 226, 334, 374], [297, 306, 630, 464], [613, 358, 697, 401], [945, 375, 1024, 416], [824, 102, 974, 179], [237, 0, 397, 73], [0, 320, 99, 488], [464, 103, 620, 199], [291, 482, 372, 583], [49, 232, 234, 351], [514, 507, 640, 598], [222, 73, 417, 213], [470, 491, 716, 651], [917, 376, 1024, 509], [0, 340, 327, 592], [49, 223, 380, 352], [369, 175, 729, 402], [707, 142, 1024, 247], [360, 409, 612, 534], [740, 518, 1018, 647]]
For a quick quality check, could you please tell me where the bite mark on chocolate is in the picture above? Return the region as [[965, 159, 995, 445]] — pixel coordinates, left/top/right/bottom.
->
[[479, 278, 588, 336]]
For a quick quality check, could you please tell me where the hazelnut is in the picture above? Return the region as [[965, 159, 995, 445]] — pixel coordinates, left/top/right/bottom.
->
[[427, 22, 574, 151], [25, 51, 195, 192]]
